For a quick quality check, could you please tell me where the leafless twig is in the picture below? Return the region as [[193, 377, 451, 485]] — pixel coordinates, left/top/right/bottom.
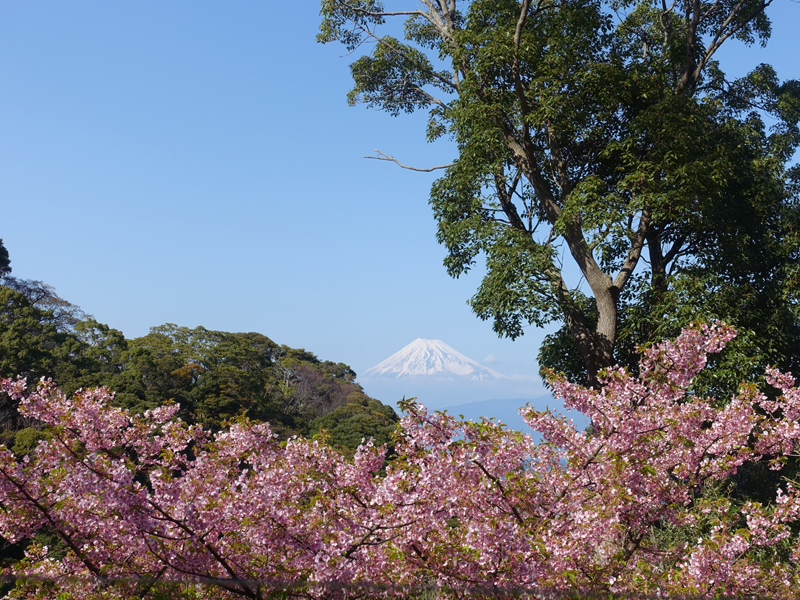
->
[[362, 149, 453, 172]]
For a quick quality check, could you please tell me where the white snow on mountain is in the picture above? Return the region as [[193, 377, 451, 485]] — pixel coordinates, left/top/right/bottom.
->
[[362, 338, 508, 381]]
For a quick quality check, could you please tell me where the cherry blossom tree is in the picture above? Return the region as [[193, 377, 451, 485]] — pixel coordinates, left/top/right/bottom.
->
[[2, 323, 800, 598]]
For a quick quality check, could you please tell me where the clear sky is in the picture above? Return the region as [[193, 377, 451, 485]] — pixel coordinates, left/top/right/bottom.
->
[[1, 1, 798, 390]]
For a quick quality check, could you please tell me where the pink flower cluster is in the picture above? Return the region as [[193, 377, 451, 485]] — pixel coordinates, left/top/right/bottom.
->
[[2, 323, 800, 598]]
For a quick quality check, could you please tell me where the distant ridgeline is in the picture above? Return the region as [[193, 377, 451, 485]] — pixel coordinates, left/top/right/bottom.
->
[[0, 278, 398, 456]]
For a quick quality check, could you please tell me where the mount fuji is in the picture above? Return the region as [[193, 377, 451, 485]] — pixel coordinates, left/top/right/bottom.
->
[[362, 338, 508, 381], [359, 339, 578, 433], [359, 338, 550, 412]]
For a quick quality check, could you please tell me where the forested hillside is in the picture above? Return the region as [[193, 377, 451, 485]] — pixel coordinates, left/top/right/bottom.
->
[[0, 253, 398, 457]]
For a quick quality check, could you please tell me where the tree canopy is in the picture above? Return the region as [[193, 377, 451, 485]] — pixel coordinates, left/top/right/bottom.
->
[[0, 280, 398, 453], [0, 241, 10, 279], [319, 0, 800, 387]]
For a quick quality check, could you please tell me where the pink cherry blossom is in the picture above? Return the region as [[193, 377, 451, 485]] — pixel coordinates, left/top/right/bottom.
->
[[1, 323, 800, 598]]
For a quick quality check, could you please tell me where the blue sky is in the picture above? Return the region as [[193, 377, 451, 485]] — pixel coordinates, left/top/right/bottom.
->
[[1, 1, 798, 394]]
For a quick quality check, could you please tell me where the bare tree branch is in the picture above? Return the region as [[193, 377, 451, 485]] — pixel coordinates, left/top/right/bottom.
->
[[363, 149, 454, 172]]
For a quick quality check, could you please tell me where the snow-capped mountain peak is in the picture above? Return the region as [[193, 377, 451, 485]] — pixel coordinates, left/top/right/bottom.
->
[[362, 338, 507, 380]]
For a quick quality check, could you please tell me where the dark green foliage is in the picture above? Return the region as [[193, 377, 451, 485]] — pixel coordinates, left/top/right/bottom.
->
[[119, 324, 280, 429], [0, 240, 10, 278], [310, 396, 399, 455], [0, 286, 86, 434], [110, 324, 396, 439], [0, 283, 397, 450], [10, 427, 51, 457], [1, 278, 88, 333], [0, 286, 65, 382]]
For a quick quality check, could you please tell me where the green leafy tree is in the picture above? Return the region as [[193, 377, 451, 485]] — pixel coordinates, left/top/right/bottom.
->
[[0, 286, 90, 447], [0, 240, 10, 278], [0, 276, 399, 455], [124, 324, 396, 440], [2, 277, 89, 333], [123, 325, 278, 428], [310, 396, 399, 456], [53, 318, 146, 408], [0, 287, 63, 383], [319, 0, 800, 386]]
